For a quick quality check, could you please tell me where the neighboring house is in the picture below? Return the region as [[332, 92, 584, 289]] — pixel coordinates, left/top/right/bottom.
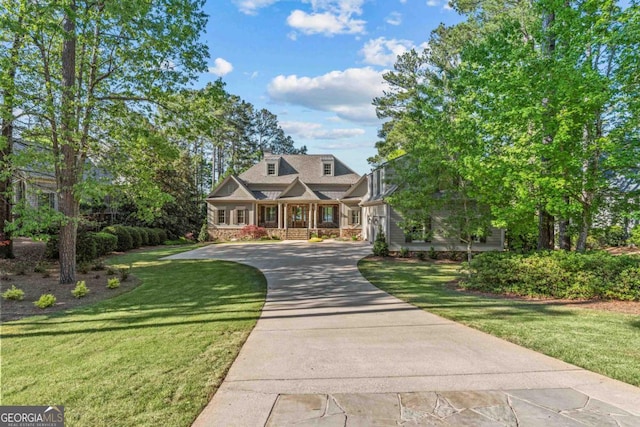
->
[[360, 161, 505, 252], [12, 140, 58, 211], [206, 154, 366, 240]]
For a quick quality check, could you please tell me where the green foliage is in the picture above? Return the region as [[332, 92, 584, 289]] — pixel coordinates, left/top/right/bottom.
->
[[127, 227, 143, 249], [76, 233, 98, 263], [604, 225, 626, 247], [119, 265, 132, 281], [417, 251, 427, 261], [102, 226, 134, 252], [12, 261, 29, 275], [308, 237, 323, 243], [34, 294, 56, 309], [428, 246, 438, 260], [197, 223, 209, 243], [399, 247, 410, 258], [373, 230, 390, 257], [463, 251, 640, 300], [33, 261, 47, 274], [107, 277, 121, 289], [90, 232, 118, 256], [77, 262, 91, 275], [630, 225, 640, 246], [2, 285, 25, 301], [136, 227, 150, 246], [72, 281, 89, 298]]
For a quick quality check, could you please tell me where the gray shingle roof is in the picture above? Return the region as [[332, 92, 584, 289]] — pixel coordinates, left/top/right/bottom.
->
[[238, 155, 360, 185]]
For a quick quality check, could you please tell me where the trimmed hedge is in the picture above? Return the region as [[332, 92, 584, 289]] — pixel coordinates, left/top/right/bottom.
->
[[102, 226, 134, 251], [462, 250, 640, 301], [91, 232, 118, 256]]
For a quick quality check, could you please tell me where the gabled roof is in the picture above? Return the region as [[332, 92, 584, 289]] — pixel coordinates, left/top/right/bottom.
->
[[207, 175, 256, 200], [341, 175, 368, 200], [238, 154, 360, 185], [278, 177, 319, 200]]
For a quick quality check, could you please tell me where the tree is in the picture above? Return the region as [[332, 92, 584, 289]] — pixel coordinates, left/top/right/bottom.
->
[[13, 0, 208, 283]]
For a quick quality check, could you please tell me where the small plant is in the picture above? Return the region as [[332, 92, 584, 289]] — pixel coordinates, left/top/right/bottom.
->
[[197, 223, 209, 243], [428, 246, 438, 260], [34, 261, 48, 273], [72, 281, 89, 298], [107, 277, 121, 289], [2, 285, 25, 301], [77, 262, 91, 274], [34, 293, 56, 309], [399, 247, 410, 258], [308, 237, 324, 243], [351, 235, 358, 241], [417, 251, 426, 261], [92, 260, 106, 271], [119, 265, 132, 281], [372, 229, 389, 257], [106, 266, 117, 276], [13, 261, 29, 276]]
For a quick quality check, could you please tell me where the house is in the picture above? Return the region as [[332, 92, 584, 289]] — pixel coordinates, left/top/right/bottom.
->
[[12, 140, 58, 211], [206, 154, 366, 240], [360, 161, 505, 252]]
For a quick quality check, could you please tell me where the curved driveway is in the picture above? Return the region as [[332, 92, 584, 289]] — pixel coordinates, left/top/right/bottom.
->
[[167, 241, 640, 426]]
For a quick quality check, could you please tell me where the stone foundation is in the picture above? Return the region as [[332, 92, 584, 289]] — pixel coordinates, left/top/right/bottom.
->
[[208, 227, 362, 241]]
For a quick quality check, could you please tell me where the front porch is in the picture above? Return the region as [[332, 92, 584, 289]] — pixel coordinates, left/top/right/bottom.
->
[[257, 203, 340, 231]]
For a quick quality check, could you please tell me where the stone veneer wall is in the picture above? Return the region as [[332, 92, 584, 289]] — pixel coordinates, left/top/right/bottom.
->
[[207, 227, 285, 241]]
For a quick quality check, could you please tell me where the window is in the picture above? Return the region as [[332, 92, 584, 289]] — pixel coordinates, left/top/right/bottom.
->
[[375, 170, 381, 195], [38, 192, 55, 209], [322, 206, 334, 222], [265, 206, 277, 222], [267, 163, 276, 175], [323, 163, 332, 176], [237, 209, 245, 224], [350, 208, 361, 225], [404, 217, 432, 243], [217, 209, 226, 224]]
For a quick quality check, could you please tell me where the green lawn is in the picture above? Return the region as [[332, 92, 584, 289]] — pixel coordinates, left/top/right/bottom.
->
[[359, 259, 640, 387], [1, 246, 267, 426]]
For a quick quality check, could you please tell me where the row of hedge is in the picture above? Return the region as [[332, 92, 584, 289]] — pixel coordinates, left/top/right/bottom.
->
[[462, 250, 640, 301], [46, 226, 169, 263], [102, 226, 168, 252]]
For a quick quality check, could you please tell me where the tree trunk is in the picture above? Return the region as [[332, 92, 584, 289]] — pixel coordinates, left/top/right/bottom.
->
[[58, 3, 78, 284], [558, 218, 571, 250], [538, 210, 555, 250], [0, 22, 22, 260], [576, 207, 591, 252]]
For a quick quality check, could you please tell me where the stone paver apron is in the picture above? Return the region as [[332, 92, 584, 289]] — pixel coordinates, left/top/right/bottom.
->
[[166, 242, 640, 427]]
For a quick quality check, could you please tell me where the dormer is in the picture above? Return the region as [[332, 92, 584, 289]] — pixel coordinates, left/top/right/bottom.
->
[[321, 156, 334, 177], [265, 154, 280, 176]]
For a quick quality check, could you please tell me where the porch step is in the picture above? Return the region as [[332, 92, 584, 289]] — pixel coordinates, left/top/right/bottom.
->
[[286, 229, 309, 240]]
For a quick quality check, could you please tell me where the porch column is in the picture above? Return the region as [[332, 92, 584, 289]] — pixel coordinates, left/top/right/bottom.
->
[[278, 203, 282, 229], [313, 204, 317, 229], [284, 203, 288, 229], [308, 203, 312, 229]]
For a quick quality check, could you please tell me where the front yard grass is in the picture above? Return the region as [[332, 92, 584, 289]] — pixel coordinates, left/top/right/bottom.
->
[[0, 245, 267, 426], [359, 258, 640, 387]]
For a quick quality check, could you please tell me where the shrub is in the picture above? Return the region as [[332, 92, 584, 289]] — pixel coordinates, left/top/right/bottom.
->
[[2, 285, 25, 301], [136, 227, 150, 246], [428, 246, 438, 260], [198, 223, 209, 243], [92, 260, 106, 271], [239, 225, 268, 240], [604, 225, 626, 247], [13, 261, 29, 275], [72, 281, 89, 298], [309, 237, 323, 243], [106, 266, 117, 276], [76, 233, 98, 263], [399, 247, 410, 258], [107, 277, 121, 289], [77, 262, 91, 274], [34, 294, 56, 308], [102, 226, 133, 252], [629, 225, 640, 246], [127, 226, 143, 248], [34, 261, 47, 274], [119, 265, 131, 281], [91, 232, 118, 256], [463, 250, 640, 300], [372, 230, 389, 257], [417, 251, 426, 261]]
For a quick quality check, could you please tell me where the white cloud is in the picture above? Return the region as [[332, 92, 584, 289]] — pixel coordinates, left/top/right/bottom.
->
[[286, 0, 367, 37], [208, 58, 234, 76], [233, 0, 279, 15], [385, 11, 402, 26], [281, 121, 366, 140], [360, 37, 416, 67], [267, 67, 387, 123], [426, 0, 439, 6]]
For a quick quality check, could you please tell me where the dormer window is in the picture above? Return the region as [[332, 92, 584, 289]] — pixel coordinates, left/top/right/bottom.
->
[[267, 162, 276, 176], [323, 163, 332, 176]]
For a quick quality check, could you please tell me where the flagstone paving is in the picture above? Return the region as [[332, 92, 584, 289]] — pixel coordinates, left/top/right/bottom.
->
[[166, 241, 640, 427]]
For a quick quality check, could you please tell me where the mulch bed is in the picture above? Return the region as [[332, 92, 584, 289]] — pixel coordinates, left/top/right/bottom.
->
[[0, 238, 140, 322]]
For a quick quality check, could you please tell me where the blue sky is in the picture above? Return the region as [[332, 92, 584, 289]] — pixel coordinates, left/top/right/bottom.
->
[[198, 1, 463, 174]]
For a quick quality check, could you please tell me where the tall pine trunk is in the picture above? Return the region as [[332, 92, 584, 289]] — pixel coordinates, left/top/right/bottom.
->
[[58, 3, 78, 284], [0, 23, 22, 259]]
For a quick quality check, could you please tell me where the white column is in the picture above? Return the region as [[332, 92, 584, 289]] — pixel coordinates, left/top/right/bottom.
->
[[284, 203, 288, 229], [308, 204, 312, 229]]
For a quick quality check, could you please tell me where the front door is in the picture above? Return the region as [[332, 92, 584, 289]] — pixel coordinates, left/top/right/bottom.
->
[[289, 205, 308, 228]]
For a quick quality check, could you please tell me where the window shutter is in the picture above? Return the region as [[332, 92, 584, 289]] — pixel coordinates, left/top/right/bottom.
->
[[245, 209, 249, 225]]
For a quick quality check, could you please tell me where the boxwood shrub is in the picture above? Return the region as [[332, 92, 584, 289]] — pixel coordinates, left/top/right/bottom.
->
[[102, 225, 134, 251], [462, 250, 640, 300]]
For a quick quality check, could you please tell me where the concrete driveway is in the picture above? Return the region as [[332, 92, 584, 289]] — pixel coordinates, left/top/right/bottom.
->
[[166, 241, 640, 426]]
